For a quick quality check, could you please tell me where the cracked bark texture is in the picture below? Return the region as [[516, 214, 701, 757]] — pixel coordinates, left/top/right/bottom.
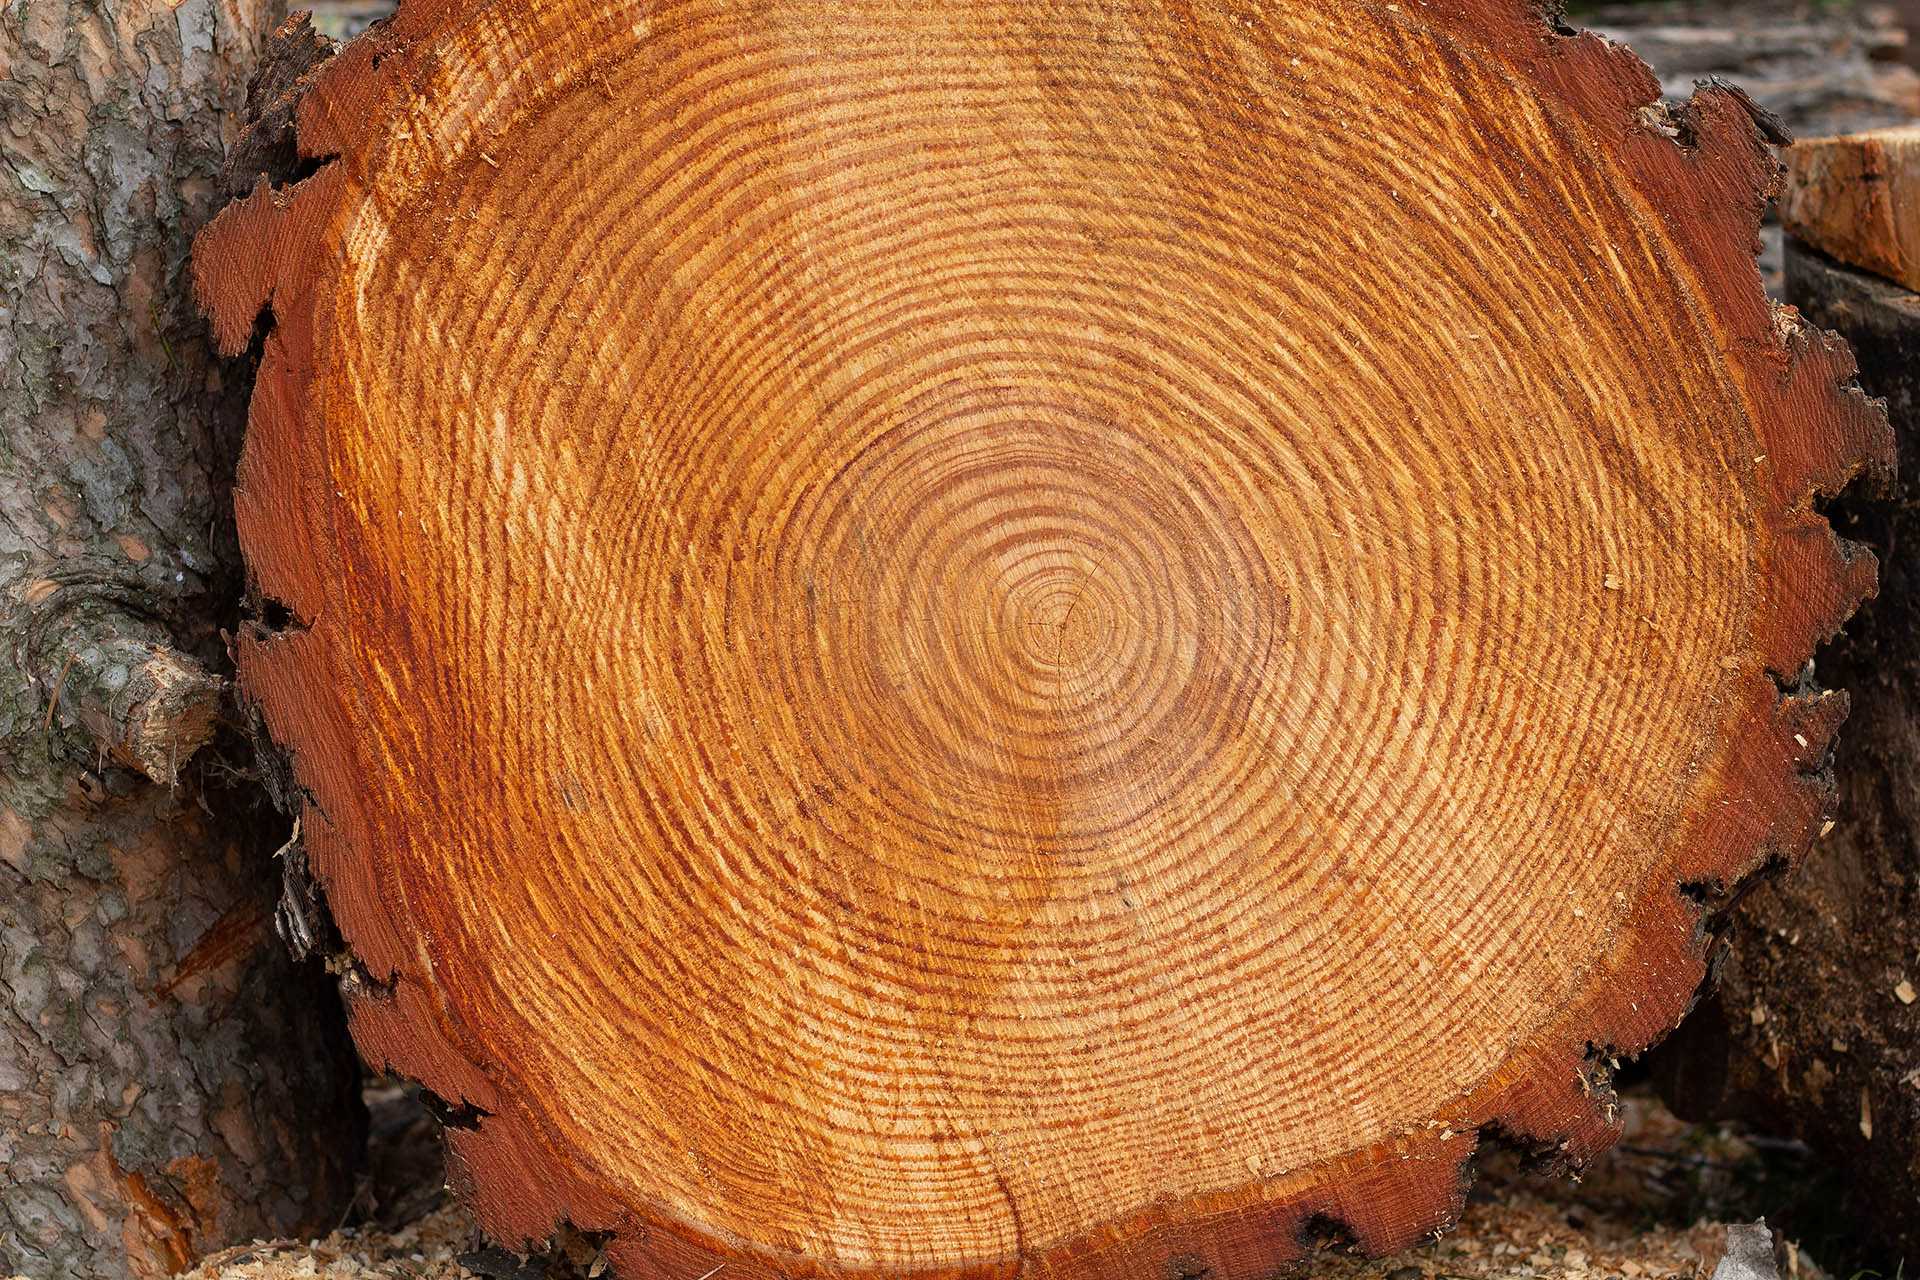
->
[[1, 3, 361, 1276]]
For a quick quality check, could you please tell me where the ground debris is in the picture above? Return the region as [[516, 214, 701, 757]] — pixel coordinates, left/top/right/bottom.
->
[[180, 1203, 476, 1280], [170, 1091, 1818, 1280]]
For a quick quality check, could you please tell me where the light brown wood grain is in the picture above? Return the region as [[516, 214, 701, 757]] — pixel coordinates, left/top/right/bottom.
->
[[194, 3, 1891, 1278], [1782, 125, 1920, 292]]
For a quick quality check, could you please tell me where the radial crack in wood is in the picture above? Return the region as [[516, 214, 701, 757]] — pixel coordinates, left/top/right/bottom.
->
[[193, 2, 1893, 1278]]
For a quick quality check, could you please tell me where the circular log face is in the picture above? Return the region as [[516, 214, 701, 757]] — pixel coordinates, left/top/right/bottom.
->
[[195, 1, 1890, 1277], [358, 0, 1742, 1243]]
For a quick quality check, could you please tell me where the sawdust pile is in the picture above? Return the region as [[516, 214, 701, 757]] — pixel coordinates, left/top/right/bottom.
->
[[178, 1089, 1822, 1280]]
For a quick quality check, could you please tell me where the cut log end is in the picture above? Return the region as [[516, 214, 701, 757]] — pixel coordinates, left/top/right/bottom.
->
[[33, 607, 226, 787], [194, 2, 1892, 1277], [1781, 125, 1920, 293], [108, 644, 225, 786]]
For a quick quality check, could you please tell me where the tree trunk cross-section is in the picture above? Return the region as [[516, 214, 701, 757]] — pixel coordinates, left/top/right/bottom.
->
[[194, 3, 1892, 1278]]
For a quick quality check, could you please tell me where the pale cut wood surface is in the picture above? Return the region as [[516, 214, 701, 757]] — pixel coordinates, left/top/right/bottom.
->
[[1782, 125, 1920, 291], [194, 3, 1891, 1278]]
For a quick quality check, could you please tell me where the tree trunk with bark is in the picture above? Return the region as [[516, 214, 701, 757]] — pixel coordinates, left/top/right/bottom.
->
[[1, 5, 361, 1277], [193, 3, 1891, 1279]]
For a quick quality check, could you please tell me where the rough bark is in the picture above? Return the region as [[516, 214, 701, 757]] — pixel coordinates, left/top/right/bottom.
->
[[193, 3, 1891, 1278], [1656, 239, 1920, 1266], [1, 4, 361, 1276]]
